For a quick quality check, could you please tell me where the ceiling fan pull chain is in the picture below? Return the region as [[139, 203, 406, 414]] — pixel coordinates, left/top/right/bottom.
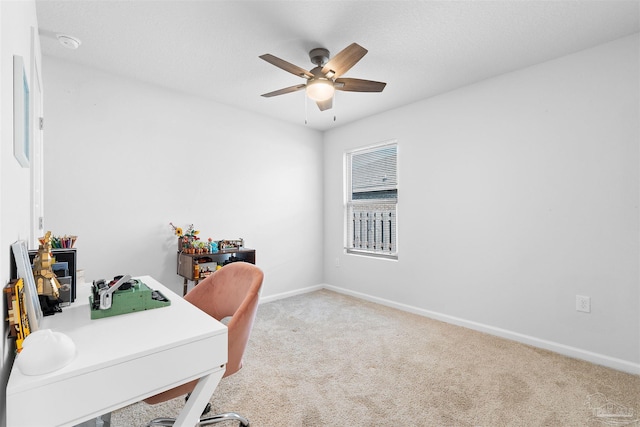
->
[[304, 92, 308, 125], [333, 92, 337, 122]]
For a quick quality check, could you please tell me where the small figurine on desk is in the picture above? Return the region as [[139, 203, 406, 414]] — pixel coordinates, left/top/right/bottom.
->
[[32, 231, 63, 315]]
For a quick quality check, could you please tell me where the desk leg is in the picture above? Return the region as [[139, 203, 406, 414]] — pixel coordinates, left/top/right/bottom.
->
[[173, 368, 225, 427]]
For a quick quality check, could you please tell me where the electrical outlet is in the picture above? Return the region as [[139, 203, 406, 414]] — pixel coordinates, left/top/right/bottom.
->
[[576, 295, 591, 313], [335, 257, 340, 268]]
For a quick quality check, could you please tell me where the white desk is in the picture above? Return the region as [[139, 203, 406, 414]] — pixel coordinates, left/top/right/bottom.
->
[[6, 276, 228, 427]]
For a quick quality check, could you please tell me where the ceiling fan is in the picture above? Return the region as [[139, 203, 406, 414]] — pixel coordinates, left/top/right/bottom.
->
[[259, 43, 386, 111]]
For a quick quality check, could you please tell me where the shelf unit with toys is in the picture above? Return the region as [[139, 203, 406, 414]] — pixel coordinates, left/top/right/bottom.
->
[[177, 248, 256, 296]]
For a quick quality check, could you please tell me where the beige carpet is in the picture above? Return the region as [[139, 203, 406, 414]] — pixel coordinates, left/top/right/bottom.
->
[[112, 289, 640, 426]]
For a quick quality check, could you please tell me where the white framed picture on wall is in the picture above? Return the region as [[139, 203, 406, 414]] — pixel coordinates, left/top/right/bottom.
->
[[13, 55, 30, 168]]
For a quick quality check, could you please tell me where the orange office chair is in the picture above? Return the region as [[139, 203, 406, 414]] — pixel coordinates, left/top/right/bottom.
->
[[145, 262, 264, 427]]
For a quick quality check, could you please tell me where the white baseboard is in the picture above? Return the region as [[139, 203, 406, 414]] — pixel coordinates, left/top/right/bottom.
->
[[322, 284, 640, 375], [259, 284, 323, 304]]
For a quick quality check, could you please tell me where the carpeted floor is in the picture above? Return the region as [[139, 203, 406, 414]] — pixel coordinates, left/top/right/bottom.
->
[[112, 289, 640, 426]]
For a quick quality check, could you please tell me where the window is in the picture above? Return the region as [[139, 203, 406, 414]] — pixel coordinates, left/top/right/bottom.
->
[[345, 141, 397, 258]]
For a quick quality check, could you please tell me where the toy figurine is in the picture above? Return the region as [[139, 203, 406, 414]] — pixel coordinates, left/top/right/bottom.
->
[[32, 231, 61, 299], [32, 232, 64, 315]]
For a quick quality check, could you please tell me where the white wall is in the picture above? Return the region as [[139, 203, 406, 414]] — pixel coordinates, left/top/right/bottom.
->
[[42, 57, 324, 298], [323, 34, 640, 373], [1, 1, 39, 425]]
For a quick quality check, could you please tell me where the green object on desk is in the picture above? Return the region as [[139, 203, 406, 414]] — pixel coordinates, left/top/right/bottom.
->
[[89, 280, 171, 319]]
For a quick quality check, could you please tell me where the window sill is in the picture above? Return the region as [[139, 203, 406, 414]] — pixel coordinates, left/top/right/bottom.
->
[[346, 249, 398, 261]]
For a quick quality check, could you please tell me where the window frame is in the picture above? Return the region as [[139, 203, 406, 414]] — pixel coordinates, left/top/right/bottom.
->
[[344, 140, 398, 260]]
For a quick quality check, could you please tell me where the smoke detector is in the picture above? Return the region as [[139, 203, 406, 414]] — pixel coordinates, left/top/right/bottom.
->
[[57, 34, 81, 50]]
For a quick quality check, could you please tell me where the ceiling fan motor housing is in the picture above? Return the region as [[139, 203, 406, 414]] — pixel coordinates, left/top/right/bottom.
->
[[309, 48, 330, 67]]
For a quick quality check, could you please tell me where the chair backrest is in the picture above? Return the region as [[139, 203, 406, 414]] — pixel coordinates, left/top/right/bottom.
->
[[185, 262, 263, 377], [143, 262, 263, 405]]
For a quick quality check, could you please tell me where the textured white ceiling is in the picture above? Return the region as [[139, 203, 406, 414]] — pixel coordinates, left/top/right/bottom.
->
[[36, 0, 640, 131]]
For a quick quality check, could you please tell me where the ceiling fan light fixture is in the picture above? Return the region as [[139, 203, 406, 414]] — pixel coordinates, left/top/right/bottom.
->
[[306, 79, 335, 102]]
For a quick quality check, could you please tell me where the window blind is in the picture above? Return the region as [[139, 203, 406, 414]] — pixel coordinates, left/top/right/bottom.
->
[[351, 145, 397, 198]]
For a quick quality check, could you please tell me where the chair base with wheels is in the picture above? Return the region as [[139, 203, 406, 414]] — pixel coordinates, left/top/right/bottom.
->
[[147, 391, 249, 426], [147, 412, 249, 426]]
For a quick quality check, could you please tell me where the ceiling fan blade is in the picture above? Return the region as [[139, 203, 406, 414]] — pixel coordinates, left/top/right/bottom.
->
[[259, 54, 314, 80], [316, 98, 333, 111], [321, 43, 368, 78], [334, 78, 386, 92], [261, 84, 306, 97]]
